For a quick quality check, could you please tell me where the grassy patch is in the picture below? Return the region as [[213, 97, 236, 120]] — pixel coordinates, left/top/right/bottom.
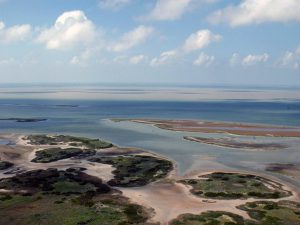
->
[[26, 134, 113, 149], [238, 201, 300, 225], [0, 161, 13, 170], [31, 147, 95, 163], [89, 155, 173, 187], [0, 168, 110, 195], [180, 172, 291, 199], [0, 193, 150, 225], [170, 211, 257, 225], [0, 168, 152, 225]]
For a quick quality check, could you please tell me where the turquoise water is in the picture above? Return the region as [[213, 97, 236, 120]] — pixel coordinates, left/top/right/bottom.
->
[[0, 99, 300, 186]]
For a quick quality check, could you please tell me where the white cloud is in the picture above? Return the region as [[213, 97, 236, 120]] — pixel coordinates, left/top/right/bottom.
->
[[37, 10, 96, 50], [99, 0, 132, 11], [141, 0, 217, 21], [182, 29, 221, 52], [113, 55, 128, 63], [109, 25, 154, 52], [142, 0, 192, 21], [129, 54, 147, 64], [229, 53, 241, 67], [209, 0, 300, 27], [242, 53, 269, 66], [69, 48, 100, 66], [150, 29, 220, 66], [0, 21, 31, 43], [0, 57, 15, 65], [277, 46, 300, 69], [193, 53, 215, 66], [150, 50, 177, 66]]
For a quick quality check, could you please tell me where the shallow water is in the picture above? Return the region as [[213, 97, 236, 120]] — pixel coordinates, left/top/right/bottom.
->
[[0, 139, 9, 145], [0, 99, 299, 187]]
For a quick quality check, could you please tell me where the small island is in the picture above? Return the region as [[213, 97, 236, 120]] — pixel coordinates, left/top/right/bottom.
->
[[180, 172, 291, 199], [0, 118, 47, 123]]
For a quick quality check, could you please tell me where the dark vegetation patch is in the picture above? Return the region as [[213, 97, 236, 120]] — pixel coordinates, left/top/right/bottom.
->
[[179, 172, 291, 200], [31, 147, 96, 163], [0, 168, 110, 195], [0, 118, 47, 122], [25, 134, 113, 149], [0, 171, 153, 225], [238, 201, 300, 225], [170, 211, 257, 225], [0, 161, 13, 170], [89, 155, 173, 187]]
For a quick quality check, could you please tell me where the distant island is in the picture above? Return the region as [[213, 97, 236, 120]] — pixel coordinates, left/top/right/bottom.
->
[[0, 118, 47, 123]]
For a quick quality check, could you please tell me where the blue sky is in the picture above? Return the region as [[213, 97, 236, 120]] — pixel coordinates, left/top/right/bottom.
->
[[0, 0, 300, 86]]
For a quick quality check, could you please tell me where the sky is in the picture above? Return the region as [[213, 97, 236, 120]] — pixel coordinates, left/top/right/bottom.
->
[[0, 0, 300, 86]]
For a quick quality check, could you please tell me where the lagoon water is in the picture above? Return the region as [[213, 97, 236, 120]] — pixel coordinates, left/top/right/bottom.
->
[[0, 99, 300, 186]]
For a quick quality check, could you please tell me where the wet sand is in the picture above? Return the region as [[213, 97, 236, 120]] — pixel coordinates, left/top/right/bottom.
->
[[184, 136, 288, 150]]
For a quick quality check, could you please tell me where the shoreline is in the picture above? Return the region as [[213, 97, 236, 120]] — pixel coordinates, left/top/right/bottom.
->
[[0, 132, 300, 224]]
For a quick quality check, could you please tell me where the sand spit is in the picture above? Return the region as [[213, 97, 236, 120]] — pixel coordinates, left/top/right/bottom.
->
[[125, 119, 300, 137]]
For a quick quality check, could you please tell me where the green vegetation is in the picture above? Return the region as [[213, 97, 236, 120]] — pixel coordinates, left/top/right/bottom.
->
[[0, 168, 153, 225], [31, 147, 95, 163], [26, 134, 113, 149], [89, 155, 173, 187], [180, 172, 291, 199], [170, 211, 256, 225], [0, 161, 13, 170], [238, 201, 300, 225], [0, 191, 151, 225], [0, 168, 110, 194]]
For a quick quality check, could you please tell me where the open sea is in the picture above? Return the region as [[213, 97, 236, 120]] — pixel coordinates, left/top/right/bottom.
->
[[0, 98, 300, 187]]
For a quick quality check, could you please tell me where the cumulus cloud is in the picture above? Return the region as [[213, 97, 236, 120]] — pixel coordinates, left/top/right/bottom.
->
[[37, 10, 96, 50], [142, 0, 191, 21], [150, 29, 220, 66], [242, 53, 269, 66], [209, 0, 300, 27], [0, 21, 31, 43], [193, 53, 215, 66], [129, 54, 147, 64], [99, 0, 132, 11], [277, 46, 300, 69], [141, 0, 217, 21], [150, 50, 177, 66], [182, 29, 221, 52], [109, 25, 154, 52]]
